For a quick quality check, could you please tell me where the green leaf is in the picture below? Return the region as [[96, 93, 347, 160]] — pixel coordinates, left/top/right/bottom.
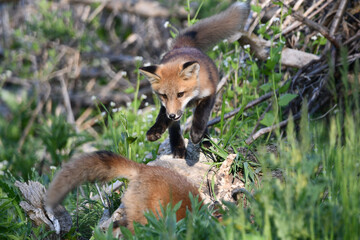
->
[[0, 90, 23, 112], [119, 226, 133, 239], [260, 112, 275, 127], [260, 83, 272, 92], [243, 162, 249, 183], [319, 37, 327, 45], [226, 88, 234, 98], [124, 86, 135, 94], [279, 81, 291, 93], [251, 5, 262, 14], [278, 93, 298, 106], [251, 79, 259, 87], [274, 73, 282, 83], [126, 136, 137, 144]]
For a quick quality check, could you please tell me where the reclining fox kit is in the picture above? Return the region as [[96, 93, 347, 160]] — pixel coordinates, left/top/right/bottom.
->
[[46, 3, 250, 234], [46, 151, 200, 233], [140, 2, 249, 158]]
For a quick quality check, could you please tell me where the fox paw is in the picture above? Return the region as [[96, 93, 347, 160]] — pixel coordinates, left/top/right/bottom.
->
[[190, 128, 204, 144], [146, 126, 164, 141], [172, 147, 186, 159]]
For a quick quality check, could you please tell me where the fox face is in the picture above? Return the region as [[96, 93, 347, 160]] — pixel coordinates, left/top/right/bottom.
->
[[140, 61, 200, 120]]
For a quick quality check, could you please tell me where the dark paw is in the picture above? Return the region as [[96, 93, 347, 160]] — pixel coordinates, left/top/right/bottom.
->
[[146, 126, 164, 141], [172, 146, 186, 159], [190, 128, 204, 144]]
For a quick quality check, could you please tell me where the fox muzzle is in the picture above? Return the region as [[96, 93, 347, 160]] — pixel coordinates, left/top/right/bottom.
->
[[167, 111, 183, 121]]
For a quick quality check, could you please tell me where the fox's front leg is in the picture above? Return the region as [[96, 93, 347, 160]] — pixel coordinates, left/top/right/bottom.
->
[[190, 96, 216, 144], [169, 121, 186, 158], [147, 106, 172, 141]]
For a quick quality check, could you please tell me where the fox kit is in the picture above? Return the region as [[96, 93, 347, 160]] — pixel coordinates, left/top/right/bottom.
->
[[46, 151, 200, 233], [140, 2, 250, 158]]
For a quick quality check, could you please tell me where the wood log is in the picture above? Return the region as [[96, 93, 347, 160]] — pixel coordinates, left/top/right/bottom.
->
[[15, 181, 72, 234], [70, 0, 190, 18], [237, 34, 320, 68]]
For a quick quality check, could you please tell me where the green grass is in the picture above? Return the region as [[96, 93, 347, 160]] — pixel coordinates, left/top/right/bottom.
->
[[92, 107, 360, 240], [0, 0, 359, 239]]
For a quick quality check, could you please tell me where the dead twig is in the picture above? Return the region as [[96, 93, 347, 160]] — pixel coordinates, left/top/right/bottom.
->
[[238, 34, 320, 68], [70, 0, 190, 18], [216, 72, 232, 94], [280, 0, 328, 36], [281, 0, 306, 28], [245, 112, 301, 145], [250, 103, 273, 136], [17, 46, 68, 151], [247, 91, 331, 145], [59, 76, 76, 126], [329, 0, 348, 37], [343, 30, 360, 46], [324, 0, 348, 52], [310, 104, 337, 121], [279, 1, 341, 49], [248, 0, 272, 35], [87, 0, 109, 22], [17, 82, 51, 152], [207, 91, 274, 127]]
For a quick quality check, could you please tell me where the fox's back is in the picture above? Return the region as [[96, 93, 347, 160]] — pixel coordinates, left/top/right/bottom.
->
[[122, 165, 199, 226]]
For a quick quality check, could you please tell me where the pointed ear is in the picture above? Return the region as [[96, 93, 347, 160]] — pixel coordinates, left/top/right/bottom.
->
[[180, 61, 200, 79], [139, 65, 160, 84]]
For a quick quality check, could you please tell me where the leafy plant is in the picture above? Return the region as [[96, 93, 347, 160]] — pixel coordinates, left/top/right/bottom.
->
[[28, 0, 76, 43], [38, 114, 91, 166]]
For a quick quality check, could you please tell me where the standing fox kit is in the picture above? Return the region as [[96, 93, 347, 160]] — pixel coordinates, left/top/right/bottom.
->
[[46, 151, 200, 233], [140, 2, 250, 158]]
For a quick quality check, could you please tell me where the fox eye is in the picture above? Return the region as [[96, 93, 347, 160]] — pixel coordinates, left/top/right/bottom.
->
[[160, 93, 167, 100], [177, 92, 185, 98]]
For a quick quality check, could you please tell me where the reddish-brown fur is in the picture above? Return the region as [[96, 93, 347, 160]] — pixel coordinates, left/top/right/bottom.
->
[[46, 151, 200, 232], [140, 2, 250, 116], [139, 2, 250, 158]]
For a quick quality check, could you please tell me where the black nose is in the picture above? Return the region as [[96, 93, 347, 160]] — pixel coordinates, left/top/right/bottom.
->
[[169, 114, 176, 119]]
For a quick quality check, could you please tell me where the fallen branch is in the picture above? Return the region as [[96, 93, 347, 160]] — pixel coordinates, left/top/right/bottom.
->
[[245, 112, 301, 145], [216, 72, 232, 94], [15, 181, 72, 234], [70, 0, 190, 18], [80, 52, 136, 65], [247, 92, 330, 145], [207, 91, 274, 127], [17, 82, 51, 152], [280, 0, 330, 36], [250, 103, 273, 136], [279, 1, 341, 49], [238, 34, 320, 68], [329, 0, 348, 37], [67, 85, 152, 107], [59, 76, 76, 126], [90, 180, 124, 202], [343, 30, 360, 46], [324, 0, 348, 52]]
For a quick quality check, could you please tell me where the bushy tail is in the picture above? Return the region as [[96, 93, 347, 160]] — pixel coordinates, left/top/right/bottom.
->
[[172, 1, 250, 51], [46, 151, 139, 208]]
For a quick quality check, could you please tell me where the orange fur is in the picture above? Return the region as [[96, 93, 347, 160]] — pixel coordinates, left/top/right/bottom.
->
[[139, 3, 250, 158], [140, 2, 250, 119], [46, 151, 200, 232], [172, 2, 250, 52]]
